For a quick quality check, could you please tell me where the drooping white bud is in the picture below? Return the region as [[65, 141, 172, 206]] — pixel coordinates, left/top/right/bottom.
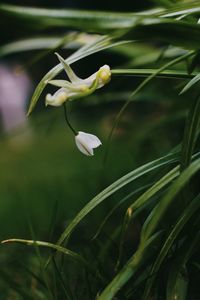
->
[[75, 131, 102, 156]]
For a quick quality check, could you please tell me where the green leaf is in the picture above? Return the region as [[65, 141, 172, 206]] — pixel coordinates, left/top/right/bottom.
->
[[117, 166, 179, 268], [181, 96, 200, 170], [158, 2, 200, 18], [56, 152, 178, 248], [112, 69, 198, 80], [179, 73, 200, 94], [142, 193, 200, 299], [141, 156, 200, 242], [1, 238, 89, 268], [97, 159, 200, 300], [167, 266, 188, 300], [166, 230, 200, 300], [104, 50, 195, 163], [124, 18, 200, 50], [97, 232, 163, 300], [1, 4, 200, 49]]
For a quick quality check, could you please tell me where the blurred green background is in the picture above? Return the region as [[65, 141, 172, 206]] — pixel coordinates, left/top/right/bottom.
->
[[0, 0, 184, 243]]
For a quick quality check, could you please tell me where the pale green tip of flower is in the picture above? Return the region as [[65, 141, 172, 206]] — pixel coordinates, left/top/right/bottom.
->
[[98, 65, 111, 84]]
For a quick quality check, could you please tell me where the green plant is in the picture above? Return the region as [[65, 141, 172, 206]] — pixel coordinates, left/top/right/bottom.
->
[[0, 1, 200, 299]]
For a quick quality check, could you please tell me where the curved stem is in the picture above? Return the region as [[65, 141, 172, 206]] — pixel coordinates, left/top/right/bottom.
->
[[63, 103, 78, 135]]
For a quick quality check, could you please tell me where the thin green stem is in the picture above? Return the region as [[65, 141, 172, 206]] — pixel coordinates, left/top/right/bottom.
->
[[63, 103, 78, 135]]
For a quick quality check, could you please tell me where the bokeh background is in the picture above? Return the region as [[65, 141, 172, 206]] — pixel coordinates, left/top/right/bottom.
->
[[0, 0, 181, 243]]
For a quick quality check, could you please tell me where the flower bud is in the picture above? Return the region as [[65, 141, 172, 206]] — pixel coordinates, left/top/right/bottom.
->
[[75, 131, 102, 156]]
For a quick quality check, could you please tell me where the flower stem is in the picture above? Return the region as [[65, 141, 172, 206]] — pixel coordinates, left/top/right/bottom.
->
[[63, 103, 77, 135]]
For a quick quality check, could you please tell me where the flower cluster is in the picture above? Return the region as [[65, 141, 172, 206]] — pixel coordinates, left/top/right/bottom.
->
[[45, 53, 111, 156], [45, 53, 111, 107]]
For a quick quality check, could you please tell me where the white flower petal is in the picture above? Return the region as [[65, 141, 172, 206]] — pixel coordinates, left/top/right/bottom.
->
[[55, 53, 81, 83], [45, 88, 68, 106], [75, 131, 102, 156], [78, 131, 102, 148], [75, 138, 94, 156]]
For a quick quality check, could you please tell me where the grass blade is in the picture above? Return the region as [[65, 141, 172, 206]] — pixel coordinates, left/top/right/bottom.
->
[[179, 73, 200, 94], [181, 96, 200, 170], [141, 156, 200, 242], [166, 230, 200, 300], [1, 238, 89, 268], [112, 68, 198, 80], [97, 232, 162, 300], [117, 166, 179, 268], [56, 152, 178, 248], [142, 193, 200, 299]]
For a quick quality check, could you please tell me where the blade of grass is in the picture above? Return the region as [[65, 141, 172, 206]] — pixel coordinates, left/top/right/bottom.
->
[[104, 50, 195, 163], [142, 193, 200, 299], [112, 68, 198, 79], [56, 152, 178, 248], [179, 95, 200, 207], [179, 73, 200, 95], [52, 258, 73, 300], [2, 3, 200, 49], [97, 231, 162, 300], [181, 96, 200, 171], [97, 156, 200, 300], [27, 216, 53, 300], [141, 156, 200, 242], [1, 239, 89, 269], [92, 184, 152, 240], [166, 230, 200, 300], [117, 165, 179, 269]]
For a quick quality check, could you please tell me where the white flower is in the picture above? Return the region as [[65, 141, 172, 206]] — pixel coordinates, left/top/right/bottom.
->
[[75, 131, 102, 156], [45, 88, 68, 106], [45, 53, 111, 107]]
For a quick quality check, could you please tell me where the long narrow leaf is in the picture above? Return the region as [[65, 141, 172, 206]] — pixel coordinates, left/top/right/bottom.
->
[[56, 152, 178, 249], [1, 239, 88, 267], [141, 156, 200, 242], [181, 96, 200, 170], [166, 230, 200, 300], [179, 73, 200, 94], [117, 166, 179, 268], [142, 193, 200, 299], [112, 69, 197, 79]]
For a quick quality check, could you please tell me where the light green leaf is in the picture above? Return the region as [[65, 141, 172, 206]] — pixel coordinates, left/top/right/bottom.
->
[[179, 73, 200, 94], [1, 4, 200, 49], [1, 238, 88, 267], [112, 68, 197, 79]]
